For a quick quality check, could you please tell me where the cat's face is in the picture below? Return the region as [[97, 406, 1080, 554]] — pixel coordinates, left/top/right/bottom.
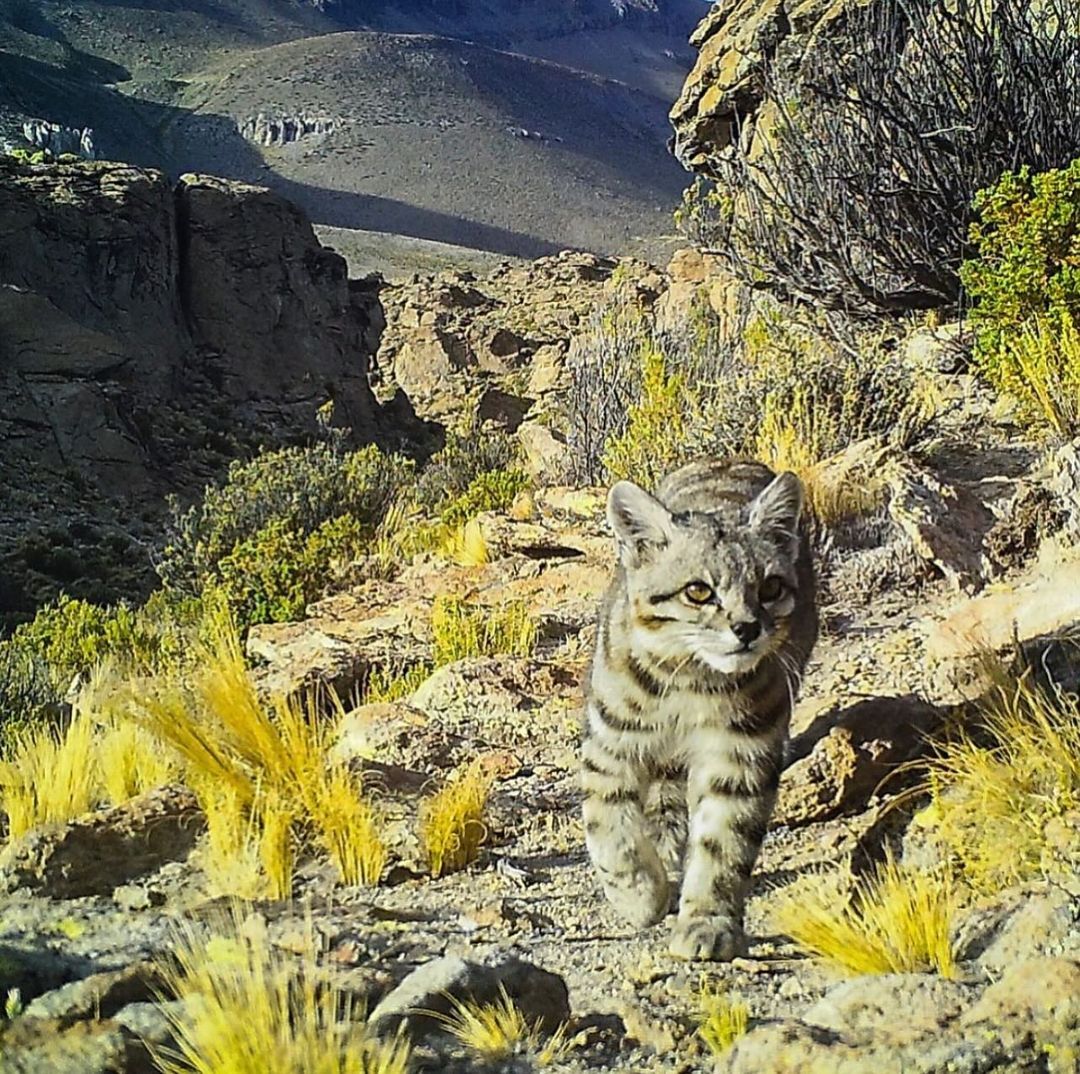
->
[[607, 473, 804, 676]]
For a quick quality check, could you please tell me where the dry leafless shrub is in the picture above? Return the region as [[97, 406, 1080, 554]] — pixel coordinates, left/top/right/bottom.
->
[[693, 0, 1080, 314]]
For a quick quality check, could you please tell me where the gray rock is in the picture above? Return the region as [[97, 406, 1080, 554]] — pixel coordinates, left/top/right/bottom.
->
[[0, 1017, 156, 1074], [802, 974, 973, 1046], [0, 784, 204, 898], [369, 954, 569, 1040], [22, 963, 166, 1026], [955, 886, 1080, 973], [112, 1000, 186, 1050]]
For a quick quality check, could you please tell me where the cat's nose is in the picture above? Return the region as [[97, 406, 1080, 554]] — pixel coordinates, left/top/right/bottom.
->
[[731, 620, 762, 647]]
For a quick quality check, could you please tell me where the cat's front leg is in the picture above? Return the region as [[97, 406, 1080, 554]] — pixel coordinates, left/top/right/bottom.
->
[[581, 723, 669, 928], [669, 733, 783, 960]]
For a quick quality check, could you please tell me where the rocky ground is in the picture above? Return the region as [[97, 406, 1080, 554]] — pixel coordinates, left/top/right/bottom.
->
[[2, 395, 1079, 1070]]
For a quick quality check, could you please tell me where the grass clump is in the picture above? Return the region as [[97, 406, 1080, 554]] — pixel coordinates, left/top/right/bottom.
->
[[567, 294, 928, 513], [419, 759, 494, 878], [129, 613, 387, 896], [0, 670, 177, 841], [0, 708, 97, 841], [695, 979, 749, 1058], [773, 855, 957, 978], [962, 160, 1080, 437], [922, 657, 1080, 895], [155, 916, 411, 1074], [434, 987, 571, 1066], [430, 596, 536, 665], [362, 663, 433, 705]]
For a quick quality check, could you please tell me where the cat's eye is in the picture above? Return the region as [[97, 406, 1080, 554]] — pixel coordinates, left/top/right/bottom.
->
[[684, 580, 715, 605], [759, 575, 786, 603]]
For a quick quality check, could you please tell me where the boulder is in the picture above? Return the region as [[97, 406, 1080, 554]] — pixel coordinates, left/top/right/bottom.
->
[[22, 963, 167, 1026], [0, 784, 204, 898], [883, 456, 995, 594], [777, 695, 941, 826], [0, 1016, 156, 1074], [368, 953, 569, 1040], [924, 557, 1080, 703]]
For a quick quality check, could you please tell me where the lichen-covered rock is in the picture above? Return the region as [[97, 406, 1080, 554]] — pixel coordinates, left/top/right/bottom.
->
[[670, 0, 860, 173]]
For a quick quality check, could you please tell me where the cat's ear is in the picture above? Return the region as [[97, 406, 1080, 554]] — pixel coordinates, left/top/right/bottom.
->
[[748, 471, 804, 555], [607, 481, 673, 565]]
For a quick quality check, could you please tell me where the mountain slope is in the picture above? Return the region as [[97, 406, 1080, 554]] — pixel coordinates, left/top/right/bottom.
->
[[158, 31, 686, 257], [0, 0, 704, 260]]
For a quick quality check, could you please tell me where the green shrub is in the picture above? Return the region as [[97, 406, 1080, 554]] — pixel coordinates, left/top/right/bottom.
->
[[0, 641, 55, 738], [0, 590, 205, 736], [7, 595, 147, 690], [600, 343, 688, 488], [158, 444, 411, 627], [413, 430, 517, 516], [439, 469, 530, 527], [214, 515, 367, 627], [961, 160, 1080, 435], [686, 0, 1080, 314], [568, 295, 924, 498]]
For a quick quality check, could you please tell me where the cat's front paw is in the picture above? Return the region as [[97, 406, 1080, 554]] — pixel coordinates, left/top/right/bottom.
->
[[603, 865, 670, 929], [668, 915, 747, 961]]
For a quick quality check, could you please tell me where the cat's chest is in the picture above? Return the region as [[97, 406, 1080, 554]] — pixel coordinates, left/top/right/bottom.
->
[[637, 688, 743, 750]]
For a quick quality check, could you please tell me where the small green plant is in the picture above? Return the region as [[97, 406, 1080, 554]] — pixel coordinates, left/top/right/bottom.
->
[[362, 663, 433, 704], [962, 160, 1080, 435], [439, 469, 529, 528], [695, 979, 749, 1058], [413, 430, 517, 516], [214, 514, 367, 627], [430, 596, 537, 665], [674, 176, 734, 248], [773, 855, 957, 978], [4, 988, 23, 1020], [601, 343, 690, 489], [419, 759, 494, 878]]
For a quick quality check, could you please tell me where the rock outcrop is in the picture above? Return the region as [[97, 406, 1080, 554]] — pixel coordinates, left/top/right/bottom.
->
[[20, 120, 96, 159], [239, 113, 335, 147], [669, 0, 855, 173], [0, 158, 382, 616]]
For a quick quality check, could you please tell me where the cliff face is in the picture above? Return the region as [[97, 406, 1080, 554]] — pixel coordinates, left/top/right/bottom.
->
[[0, 159, 382, 615]]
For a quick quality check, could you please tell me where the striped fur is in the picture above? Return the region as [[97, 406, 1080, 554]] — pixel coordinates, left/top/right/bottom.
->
[[581, 458, 818, 960]]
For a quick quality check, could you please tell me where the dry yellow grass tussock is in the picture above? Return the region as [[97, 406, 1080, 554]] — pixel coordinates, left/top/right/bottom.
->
[[130, 613, 386, 896], [437, 518, 490, 566], [0, 667, 177, 841], [419, 759, 494, 878], [0, 708, 97, 842], [434, 987, 571, 1066], [922, 654, 1080, 895], [155, 914, 411, 1074], [430, 596, 537, 665], [773, 855, 957, 978]]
